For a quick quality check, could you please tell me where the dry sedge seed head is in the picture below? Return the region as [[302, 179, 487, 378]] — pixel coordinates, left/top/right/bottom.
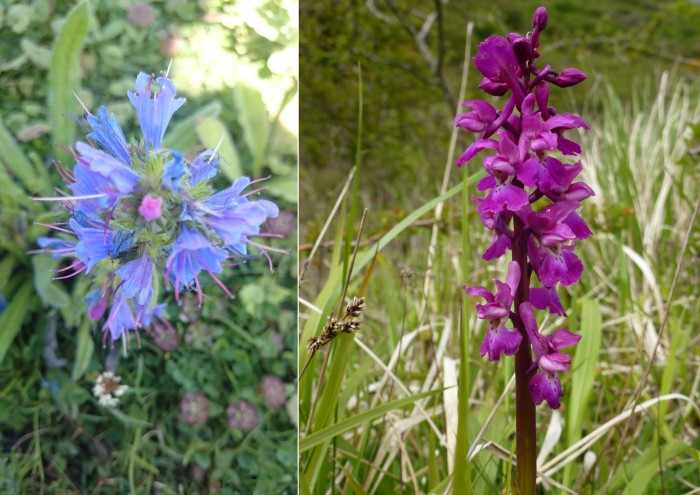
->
[[342, 318, 361, 333], [346, 296, 365, 318], [306, 337, 322, 354]]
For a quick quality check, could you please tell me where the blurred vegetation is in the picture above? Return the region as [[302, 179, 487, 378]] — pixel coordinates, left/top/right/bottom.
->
[[0, 0, 297, 493], [299, 1, 700, 494]]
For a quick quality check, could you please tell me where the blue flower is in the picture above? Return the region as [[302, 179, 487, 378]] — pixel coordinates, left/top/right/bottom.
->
[[162, 151, 186, 191], [115, 253, 154, 306], [86, 106, 130, 165], [187, 150, 219, 187], [166, 226, 229, 302], [69, 218, 114, 273], [128, 73, 185, 150], [206, 200, 279, 254], [36, 69, 279, 345], [103, 296, 136, 341], [75, 142, 141, 200]]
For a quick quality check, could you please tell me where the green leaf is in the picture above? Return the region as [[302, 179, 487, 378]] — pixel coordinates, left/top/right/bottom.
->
[[21, 38, 51, 69], [48, 1, 90, 165], [567, 299, 601, 444], [453, 307, 472, 493], [233, 84, 270, 176], [0, 119, 49, 196], [32, 256, 70, 309], [71, 320, 94, 380], [300, 388, 443, 452], [107, 407, 152, 428], [195, 116, 243, 180], [266, 175, 297, 203], [0, 280, 35, 366], [564, 298, 602, 486]]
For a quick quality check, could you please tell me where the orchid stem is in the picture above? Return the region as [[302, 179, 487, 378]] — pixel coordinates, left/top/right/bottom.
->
[[513, 216, 537, 495]]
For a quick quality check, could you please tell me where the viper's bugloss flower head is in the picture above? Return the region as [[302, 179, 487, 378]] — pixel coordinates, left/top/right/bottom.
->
[[35, 69, 280, 346], [456, 7, 592, 409]]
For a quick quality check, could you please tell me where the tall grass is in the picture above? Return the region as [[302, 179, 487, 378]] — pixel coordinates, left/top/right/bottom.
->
[[299, 72, 700, 494]]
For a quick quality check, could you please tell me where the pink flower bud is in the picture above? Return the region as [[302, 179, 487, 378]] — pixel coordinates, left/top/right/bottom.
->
[[532, 7, 548, 31], [552, 68, 587, 88], [138, 195, 163, 222]]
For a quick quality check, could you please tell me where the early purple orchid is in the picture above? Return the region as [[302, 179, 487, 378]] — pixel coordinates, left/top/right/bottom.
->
[[456, 10, 593, 489]]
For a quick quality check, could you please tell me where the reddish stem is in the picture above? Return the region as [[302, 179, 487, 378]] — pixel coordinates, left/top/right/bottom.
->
[[512, 215, 537, 495]]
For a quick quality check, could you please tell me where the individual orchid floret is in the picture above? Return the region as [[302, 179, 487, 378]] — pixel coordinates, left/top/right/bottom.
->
[[530, 285, 566, 317], [520, 303, 580, 409], [474, 36, 524, 102], [465, 261, 522, 361], [527, 202, 585, 287], [454, 100, 499, 133], [549, 68, 587, 88], [474, 131, 530, 214]]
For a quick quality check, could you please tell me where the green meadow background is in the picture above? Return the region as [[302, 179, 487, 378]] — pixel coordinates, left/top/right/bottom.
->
[[299, 1, 700, 494], [0, 0, 297, 493]]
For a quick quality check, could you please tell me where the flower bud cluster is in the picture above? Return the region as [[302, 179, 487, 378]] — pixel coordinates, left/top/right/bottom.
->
[[457, 7, 593, 409]]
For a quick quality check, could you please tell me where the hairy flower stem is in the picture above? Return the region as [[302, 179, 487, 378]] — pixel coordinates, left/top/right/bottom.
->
[[512, 216, 536, 495]]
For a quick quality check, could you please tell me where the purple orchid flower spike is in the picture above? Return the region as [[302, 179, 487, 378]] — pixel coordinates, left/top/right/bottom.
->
[[519, 302, 580, 409], [454, 7, 593, 492], [128, 72, 186, 151], [465, 261, 522, 361]]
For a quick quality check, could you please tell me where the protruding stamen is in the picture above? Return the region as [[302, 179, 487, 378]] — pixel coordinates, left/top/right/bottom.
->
[[206, 270, 234, 299], [32, 193, 107, 202], [52, 263, 87, 280], [72, 90, 92, 116], [242, 186, 267, 198], [208, 134, 225, 164], [34, 222, 75, 234]]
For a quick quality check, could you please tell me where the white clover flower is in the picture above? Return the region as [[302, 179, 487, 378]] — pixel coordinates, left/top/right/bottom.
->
[[93, 371, 129, 408]]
